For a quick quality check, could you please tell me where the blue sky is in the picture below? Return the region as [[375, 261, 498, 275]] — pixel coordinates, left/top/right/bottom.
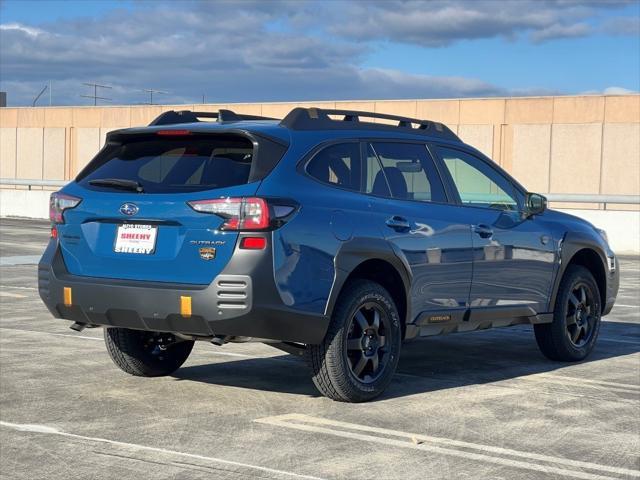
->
[[0, 0, 638, 106]]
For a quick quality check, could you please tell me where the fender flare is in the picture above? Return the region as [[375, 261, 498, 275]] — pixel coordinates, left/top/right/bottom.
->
[[548, 230, 609, 311], [324, 237, 413, 323]]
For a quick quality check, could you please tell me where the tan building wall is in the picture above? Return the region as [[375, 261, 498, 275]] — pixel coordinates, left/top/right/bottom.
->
[[0, 95, 638, 209]]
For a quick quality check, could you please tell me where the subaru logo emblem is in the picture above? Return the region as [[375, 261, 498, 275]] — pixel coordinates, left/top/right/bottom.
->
[[120, 203, 139, 216]]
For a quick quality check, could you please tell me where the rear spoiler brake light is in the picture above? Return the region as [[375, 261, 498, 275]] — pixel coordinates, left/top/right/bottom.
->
[[156, 130, 192, 136]]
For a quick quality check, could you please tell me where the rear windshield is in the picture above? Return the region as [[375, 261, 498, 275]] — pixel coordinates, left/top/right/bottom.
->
[[78, 134, 255, 193]]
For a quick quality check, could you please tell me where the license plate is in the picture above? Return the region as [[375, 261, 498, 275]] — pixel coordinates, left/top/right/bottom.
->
[[114, 224, 158, 254]]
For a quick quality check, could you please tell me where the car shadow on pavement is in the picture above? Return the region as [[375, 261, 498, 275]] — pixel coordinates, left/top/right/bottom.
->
[[173, 353, 320, 397], [172, 321, 640, 401]]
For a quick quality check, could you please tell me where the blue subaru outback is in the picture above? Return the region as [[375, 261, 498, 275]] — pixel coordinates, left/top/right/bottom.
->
[[39, 108, 619, 402]]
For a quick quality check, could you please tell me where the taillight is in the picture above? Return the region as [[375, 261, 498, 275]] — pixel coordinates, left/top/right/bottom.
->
[[188, 197, 270, 230], [49, 192, 81, 224]]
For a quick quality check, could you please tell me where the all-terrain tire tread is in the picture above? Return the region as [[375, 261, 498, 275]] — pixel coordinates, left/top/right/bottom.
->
[[104, 328, 194, 377], [307, 280, 401, 402], [534, 265, 601, 362]]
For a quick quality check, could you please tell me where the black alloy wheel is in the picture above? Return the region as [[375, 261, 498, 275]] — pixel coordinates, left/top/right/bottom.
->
[[307, 280, 402, 402], [534, 265, 602, 362], [345, 302, 391, 384], [565, 282, 598, 348]]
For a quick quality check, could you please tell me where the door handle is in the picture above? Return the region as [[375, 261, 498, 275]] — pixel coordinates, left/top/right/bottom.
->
[[473, 224, 494, 238], [386, 216, 411, 232]]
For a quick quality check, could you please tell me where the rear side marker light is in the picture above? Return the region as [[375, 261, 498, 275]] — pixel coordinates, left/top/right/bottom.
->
[[63, 287, 72, 307], [50, 226, 58, 239], [240, 237, 267, 250], [180, 296, 192, 318]]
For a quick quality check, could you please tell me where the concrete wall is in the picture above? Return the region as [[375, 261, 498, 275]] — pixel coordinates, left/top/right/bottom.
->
[[1, 95, 638, 202], [1, 95, 638, 251]]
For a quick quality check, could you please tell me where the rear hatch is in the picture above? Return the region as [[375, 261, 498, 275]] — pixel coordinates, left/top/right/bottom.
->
[[57, 129, 285, 285]]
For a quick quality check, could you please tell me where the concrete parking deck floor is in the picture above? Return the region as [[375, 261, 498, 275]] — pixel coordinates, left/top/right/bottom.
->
[[1, 218, 638, 480]]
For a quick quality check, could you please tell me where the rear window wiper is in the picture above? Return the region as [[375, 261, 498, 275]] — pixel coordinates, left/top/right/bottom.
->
[[89, 178, 144, 193]]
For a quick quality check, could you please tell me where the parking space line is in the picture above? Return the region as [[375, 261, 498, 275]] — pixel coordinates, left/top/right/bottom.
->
[[0, 285, 38, 291], [0, 255, 42, 266], [256, 414, 639, 480], [0, 327, 291, 360], [521, 374, 640, 395], [598, 337, 640, 346], [44, 332, 103, 341], [0, 291, 27, 299], [478, 326, 640, 346], [598, 336, 640, 347], [0, 421, 325, 480], [537, 375, 640, 391], [395, 371, 640, 400], [0, 327, 102, 341]]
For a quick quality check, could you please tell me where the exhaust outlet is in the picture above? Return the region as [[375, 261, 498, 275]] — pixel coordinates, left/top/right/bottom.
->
[[210, 335, 228, 346], [69, 322, 87, 332]]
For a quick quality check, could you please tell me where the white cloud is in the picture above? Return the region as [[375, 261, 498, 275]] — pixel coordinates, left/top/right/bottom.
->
[[602, 17, 640, 36], [0, 22, 44, 37], [603, 86, 637, 95], [0, 1, 506, 105], [328, 0, 632, 46], [530, 23, 591, 42], [579, 86, 638, 95], [0, 0, 636, 105]]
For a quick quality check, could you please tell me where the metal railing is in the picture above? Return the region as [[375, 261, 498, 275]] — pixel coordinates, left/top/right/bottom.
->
[[544, 194, 640, 209], [0, 178, 639, 208], [0, 178, 67, 189]]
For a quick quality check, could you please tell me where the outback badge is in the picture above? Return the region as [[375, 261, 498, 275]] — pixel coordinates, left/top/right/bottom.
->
[[199, 247, 216, 261]]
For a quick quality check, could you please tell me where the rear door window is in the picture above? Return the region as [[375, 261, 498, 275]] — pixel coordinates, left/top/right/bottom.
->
[[78, 135, 255, 193], [366, 142, 447, 203], [365, 144, 387, 196]]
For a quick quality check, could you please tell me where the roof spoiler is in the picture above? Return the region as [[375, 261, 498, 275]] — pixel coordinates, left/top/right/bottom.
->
[[279, 107, 460, 141], [149, 109, 275, 126]]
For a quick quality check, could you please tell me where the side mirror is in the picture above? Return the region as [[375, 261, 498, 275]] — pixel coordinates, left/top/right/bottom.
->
[[525, 192, 547, 217]]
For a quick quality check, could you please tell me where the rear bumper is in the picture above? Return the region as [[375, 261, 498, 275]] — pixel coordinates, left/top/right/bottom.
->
[[38, 238, 329, 344]]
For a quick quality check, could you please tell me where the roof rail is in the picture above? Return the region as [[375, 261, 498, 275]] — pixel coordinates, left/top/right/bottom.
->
[[149, 109, 275, 126], [279, 107, 460, 141]]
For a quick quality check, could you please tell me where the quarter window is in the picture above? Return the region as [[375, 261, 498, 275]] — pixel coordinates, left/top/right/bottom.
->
[[436, 146, 520, 210]]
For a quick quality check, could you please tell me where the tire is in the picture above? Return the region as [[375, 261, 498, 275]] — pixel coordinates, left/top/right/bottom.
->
[[307, 280, 402, 402], [104, 327, 194, 377], [534, 265, 602, 362]]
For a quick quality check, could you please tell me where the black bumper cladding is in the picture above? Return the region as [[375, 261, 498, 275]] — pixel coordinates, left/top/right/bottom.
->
[[38, 239, 329, 344], [603, 256, 620, 316]]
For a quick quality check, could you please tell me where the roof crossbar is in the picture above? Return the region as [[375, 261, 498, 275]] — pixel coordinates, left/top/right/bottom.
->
[[279, 107, 460, 141], [149, 109, 275, 126]]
